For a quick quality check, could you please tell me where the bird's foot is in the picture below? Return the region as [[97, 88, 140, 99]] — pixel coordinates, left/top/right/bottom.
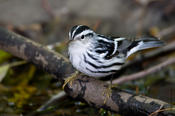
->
[[103, 84, 118, 104], [62, 71, 79, 89], [103, 84, 112, 104]]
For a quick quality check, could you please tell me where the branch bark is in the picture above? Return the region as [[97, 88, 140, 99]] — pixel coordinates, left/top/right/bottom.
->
[[0, 27, 75, 79], [0, 27, 174, 116]]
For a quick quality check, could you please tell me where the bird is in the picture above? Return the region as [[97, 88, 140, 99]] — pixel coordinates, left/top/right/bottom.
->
[[63, 25, 164, 102], [67, 25, 164, 79]]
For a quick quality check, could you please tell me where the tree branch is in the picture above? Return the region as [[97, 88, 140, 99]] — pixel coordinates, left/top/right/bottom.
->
[[0, 27, 174, 116], [0, 27, 75, 79]]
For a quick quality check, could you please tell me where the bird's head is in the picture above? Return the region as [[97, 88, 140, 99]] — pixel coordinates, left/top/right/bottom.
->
[[69, 25, 95, 42]]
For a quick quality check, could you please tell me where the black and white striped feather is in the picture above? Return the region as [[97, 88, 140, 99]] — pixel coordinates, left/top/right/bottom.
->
[[68, 25, 164, 78]]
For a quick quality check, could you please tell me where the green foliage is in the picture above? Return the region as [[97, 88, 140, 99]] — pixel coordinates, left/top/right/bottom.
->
[[8, 84, 37, 108], [0, 50, 12, 64]]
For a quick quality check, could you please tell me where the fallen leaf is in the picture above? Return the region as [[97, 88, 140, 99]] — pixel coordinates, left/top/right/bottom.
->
[[0, 64, 10, 82]]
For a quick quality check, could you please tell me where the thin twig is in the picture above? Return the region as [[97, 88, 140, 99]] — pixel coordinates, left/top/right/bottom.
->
[[110, 58, 175, 84], [37, 91, 67, 112], [158, 24, 175, 39], [149, 107, 175, 116]]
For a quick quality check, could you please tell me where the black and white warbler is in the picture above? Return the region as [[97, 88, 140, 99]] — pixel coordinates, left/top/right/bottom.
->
[[68, 25, 164, 78]]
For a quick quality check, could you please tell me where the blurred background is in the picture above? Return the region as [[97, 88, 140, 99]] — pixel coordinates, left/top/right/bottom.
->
[[0, 0, 175, 115]]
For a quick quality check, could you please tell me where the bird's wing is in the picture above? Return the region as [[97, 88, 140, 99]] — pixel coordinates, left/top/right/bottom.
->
[[95, 35, 163, 59], [95, 35, 133, 59], [114, 37, 137, 54], [95, 35, 117, 59]]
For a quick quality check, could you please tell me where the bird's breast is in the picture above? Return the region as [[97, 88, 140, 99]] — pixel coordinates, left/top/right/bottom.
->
[[68, 41, 88, 71]]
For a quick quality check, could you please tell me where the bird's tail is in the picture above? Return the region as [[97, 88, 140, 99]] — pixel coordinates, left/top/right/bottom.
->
[[126, 37, 164, 58]]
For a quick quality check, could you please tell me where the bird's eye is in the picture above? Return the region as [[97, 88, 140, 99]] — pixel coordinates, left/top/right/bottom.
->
[[81, 35, 85, 39]]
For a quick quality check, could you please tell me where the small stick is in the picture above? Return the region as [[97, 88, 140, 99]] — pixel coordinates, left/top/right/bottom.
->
[[110, 58, 175, 84]]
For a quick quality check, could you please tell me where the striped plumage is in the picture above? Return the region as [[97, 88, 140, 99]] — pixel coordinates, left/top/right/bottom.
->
[[68, 25, 164, 78]]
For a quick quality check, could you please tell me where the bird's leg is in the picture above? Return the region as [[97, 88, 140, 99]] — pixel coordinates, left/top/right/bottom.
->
[[103, 84, 119, 104], [103, 84, 112, 104], [62, 71, 79, 89], [103, 76, 118, 104]]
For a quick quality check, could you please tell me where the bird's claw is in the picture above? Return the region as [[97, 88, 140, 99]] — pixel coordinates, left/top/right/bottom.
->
[[62, 71, 79, 89], [103, 84, 118, 104], [103, 85, 112, 104]]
